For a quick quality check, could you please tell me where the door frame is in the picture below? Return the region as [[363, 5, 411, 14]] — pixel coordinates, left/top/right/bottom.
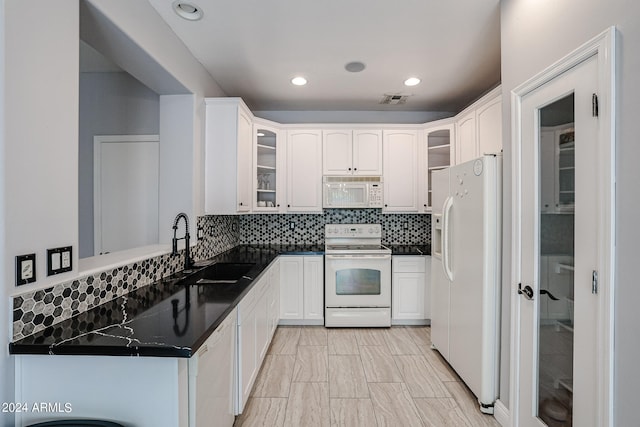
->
[[93, 134, 160, 256], [509, 27, 616, 427]]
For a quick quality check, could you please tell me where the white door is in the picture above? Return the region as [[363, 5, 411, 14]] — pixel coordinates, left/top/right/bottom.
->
[[456, 112, 476, 164], [353, 130, 383, 175], [236, 110, 253, 212], [287, 130, 322, 212], [323, 130, 352, 175], [518, 55, 599, 427], [94, 135, 159, 255], [382, 130, 418, 212]]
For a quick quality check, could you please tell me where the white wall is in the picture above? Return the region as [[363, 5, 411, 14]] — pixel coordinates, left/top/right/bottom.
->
[[1, 0, 224, 419], [0, 0, 9, 425], [79, 72, 160, 258], [1, 1, 78, 423], [500, 1, 640, 423]]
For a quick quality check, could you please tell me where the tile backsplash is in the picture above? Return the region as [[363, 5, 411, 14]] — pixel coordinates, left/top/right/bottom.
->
[[12, 215, 240, 341], [12, 211, 429, 340], [240, 210, 430, 245]]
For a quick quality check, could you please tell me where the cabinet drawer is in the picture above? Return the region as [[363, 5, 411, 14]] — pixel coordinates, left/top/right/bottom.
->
[[392, 256, 426, 273]]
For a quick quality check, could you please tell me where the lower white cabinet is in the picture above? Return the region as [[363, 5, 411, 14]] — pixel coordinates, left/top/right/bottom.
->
[[236, 259, 280, 414], [392, 255, 431, 324], [190, 307, 236, 427], [279, 255, 324, 324]]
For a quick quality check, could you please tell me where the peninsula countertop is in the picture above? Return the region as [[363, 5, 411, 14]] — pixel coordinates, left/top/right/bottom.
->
[[9, 244, 323, 358]]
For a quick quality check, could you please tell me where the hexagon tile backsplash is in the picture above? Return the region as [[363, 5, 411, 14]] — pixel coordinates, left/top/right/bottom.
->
[[12, 215, 240, 341], [12, 212, 430, 340]]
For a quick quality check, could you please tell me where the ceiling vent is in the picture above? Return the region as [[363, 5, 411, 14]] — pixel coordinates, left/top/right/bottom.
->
[[379, 93, 412, 105]]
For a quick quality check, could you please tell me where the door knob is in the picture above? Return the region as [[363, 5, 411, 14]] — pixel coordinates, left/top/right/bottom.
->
[[518, 283, 534, 300]]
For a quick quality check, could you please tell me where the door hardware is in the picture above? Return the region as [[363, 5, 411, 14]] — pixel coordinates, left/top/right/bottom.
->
[[592, 270, 599, 294], [518, 283, 534, 300]]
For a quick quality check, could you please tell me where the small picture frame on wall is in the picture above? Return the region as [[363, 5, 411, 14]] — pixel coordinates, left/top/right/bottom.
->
[[16, 253, 36, 286]]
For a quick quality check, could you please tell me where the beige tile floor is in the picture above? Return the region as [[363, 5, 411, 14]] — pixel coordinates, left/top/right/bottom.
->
[[235, 326, 501, 427]]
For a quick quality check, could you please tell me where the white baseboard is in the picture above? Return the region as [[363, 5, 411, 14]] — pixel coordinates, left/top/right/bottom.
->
[[278, 319, 324, 326], [494, 399, 510, 427]]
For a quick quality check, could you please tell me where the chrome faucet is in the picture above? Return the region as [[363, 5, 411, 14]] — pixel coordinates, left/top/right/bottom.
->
[[172, 212, 193, 271]]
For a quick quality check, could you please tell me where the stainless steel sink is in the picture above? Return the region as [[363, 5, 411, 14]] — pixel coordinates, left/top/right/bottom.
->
[[193, 262, 255, 285]]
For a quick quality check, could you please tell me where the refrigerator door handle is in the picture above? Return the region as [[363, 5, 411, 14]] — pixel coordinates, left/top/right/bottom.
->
[[442, 196, 454, 281]]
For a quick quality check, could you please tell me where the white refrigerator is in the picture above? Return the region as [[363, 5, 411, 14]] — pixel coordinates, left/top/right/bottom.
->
[[430, 155, 502, 414]]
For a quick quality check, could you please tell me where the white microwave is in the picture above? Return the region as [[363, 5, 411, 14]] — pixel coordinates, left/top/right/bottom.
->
[[323, 176, 384, 208]]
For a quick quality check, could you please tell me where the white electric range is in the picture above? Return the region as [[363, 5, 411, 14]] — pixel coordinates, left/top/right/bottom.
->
[[324, 224, 392, 327]]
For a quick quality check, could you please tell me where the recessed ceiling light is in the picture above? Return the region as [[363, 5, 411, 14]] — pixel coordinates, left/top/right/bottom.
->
[[172, 1, 203, 21], [404, 77, 421, 86], [345, 61, 366, 73], [291, 76, 308, 86]]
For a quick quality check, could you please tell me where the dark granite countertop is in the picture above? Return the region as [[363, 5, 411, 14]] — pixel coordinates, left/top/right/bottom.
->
[[9, 244, 324, 358], [389, 244, 431, 256]]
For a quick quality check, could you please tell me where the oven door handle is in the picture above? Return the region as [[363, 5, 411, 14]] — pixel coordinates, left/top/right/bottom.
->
[[325, 254, 391, 260]]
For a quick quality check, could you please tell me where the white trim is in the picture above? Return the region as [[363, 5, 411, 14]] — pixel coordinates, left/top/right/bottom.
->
[[509, 27, 615, 427], [494, 399, 511, 427]]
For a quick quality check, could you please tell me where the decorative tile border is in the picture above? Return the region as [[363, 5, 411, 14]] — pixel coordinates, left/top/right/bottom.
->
[[12, 215, 240, 341]]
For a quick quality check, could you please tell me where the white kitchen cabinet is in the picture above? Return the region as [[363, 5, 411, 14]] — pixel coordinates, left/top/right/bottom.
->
[[392, 256, 431, 324], [204, 98, 253, 214], [476, 94, 502, 156], [303, 256, 324, 320], [383, 129, 419, 212], [323, 129, 382, 175], [454, 87, 502, 165], [286, 130, 323, 212], [253, 122, 283, 212], [13, 310, 238, 427], [456, 111, 477, 164], [279, 255, 324, 325], [423, 121, 455, 212], [190, 308, 236, 427], [541, 124, 575, 213], [268, 259, 281, 336]]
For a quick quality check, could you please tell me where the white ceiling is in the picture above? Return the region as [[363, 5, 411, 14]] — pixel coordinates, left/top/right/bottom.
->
[[148, 0, 501, 113]]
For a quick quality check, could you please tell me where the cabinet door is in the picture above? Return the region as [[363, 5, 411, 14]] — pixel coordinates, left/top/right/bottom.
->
[[456, 111, 477, 164], [476, 96, 502, 156], [425, 124, 454, 211], [238, 303, 257, 412], [424, 256, 432, 320], [392, 272, 425, 320], [383, 130, 419, 212], [254, 124, 281, 212], [236, 110, 253, 212], [192, 310, 236, 427], [279, 256, 304, 320], [353, 130, 383, 175], [303, 256, 324, 320], [287, 130, 322, 212], [269, 260, 281, 335], [256, 282, 270, 363], [323, 130, 352, 175]]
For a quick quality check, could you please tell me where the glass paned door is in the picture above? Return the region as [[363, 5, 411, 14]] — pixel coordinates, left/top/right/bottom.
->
[[538, 95, 575, 426], [336, 269, 381, 295]]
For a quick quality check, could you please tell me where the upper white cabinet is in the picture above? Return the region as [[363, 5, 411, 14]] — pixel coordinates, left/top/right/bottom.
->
[[423, 121, 454, 212], [286, 130, 323, 212], [455, 87, 502, 165], [456, 111, 477, 164], [253, 122, 283, 212], [540, 124, 575, 213], [476, 95, 502, 156], [204, 98, 253, 214], [383, 129, 419, 212], [323, 129, 383, 175]]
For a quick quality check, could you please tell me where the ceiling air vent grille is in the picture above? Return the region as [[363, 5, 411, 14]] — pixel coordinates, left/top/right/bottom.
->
[[379, 93, 411, 105]]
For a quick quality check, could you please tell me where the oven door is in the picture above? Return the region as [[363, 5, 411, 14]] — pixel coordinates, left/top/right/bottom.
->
[[325, 254, 391, 307]]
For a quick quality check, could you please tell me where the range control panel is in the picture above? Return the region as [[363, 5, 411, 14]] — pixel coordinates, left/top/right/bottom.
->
[[325, 224, 382, 238]]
